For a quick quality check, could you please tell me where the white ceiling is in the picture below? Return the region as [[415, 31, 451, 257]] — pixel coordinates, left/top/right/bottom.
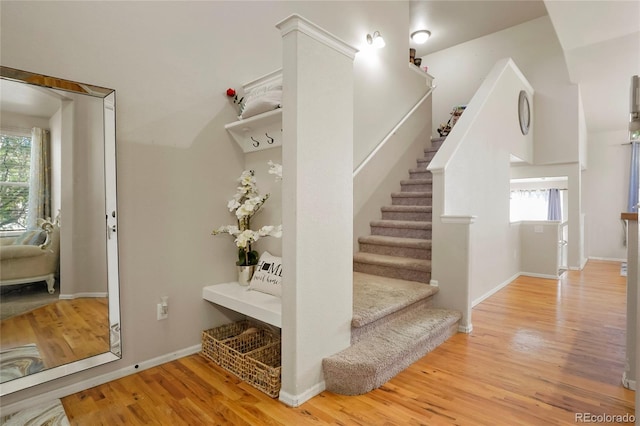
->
[[410, 0, 548, 57], [1, 79, 62, 119], [544, 0, 640, 51]]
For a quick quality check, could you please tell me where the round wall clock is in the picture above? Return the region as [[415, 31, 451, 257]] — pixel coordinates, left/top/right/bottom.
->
[[518, 90, 530, 135]]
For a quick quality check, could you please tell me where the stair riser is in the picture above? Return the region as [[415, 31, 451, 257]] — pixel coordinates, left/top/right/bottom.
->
[[416, 158, 431, 168], [351, 297, 434, 344], [324, 319, 458, 395], [423, 151, 437, 162], [431, 139, 445, 150], [353, 261, 431, 283], [401, 182, 432, 192], [371, 226, 431, 239], [391, 196, 432, 206], [381, 210, 432, 221], [409, 170, 431, 180], [359, 242, 431, 259]]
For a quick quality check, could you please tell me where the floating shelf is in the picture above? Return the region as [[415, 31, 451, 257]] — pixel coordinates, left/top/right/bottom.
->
[[224, 109, 282, 153], [202, 282, 282, 328]]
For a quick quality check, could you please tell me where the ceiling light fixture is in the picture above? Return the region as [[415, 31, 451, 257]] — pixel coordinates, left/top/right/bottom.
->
[[366, 31, 385, 48], [411, 30, 431, 44]]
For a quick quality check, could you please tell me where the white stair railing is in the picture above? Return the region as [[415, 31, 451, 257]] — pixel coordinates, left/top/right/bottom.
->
[[353, 85, 436, 178]]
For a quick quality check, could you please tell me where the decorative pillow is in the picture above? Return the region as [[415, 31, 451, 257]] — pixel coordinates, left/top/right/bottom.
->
[[248, 251, 283, 297], [240, 89, 282, 119]]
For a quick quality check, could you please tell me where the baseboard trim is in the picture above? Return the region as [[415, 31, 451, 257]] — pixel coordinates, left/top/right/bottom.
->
[[520, 272, 559, 280], [589, 256, 626, 263], [458, 323, 473, 333], [59, 292, 108, 300], [472, 272, 520, 307], [1, 344, 202, 416], [622, 371, 636, 390], [279, 380, 326, 407]]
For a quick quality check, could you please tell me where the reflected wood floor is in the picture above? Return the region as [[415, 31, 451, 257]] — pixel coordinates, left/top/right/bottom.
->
[[1, 298, 109, 370], [62, 261, 634, 425]]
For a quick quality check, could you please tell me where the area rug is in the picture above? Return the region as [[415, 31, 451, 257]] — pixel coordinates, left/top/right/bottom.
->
[[0, 343, 44, 384], [0, 282, 58, 320], [0, 399, 70, 426]]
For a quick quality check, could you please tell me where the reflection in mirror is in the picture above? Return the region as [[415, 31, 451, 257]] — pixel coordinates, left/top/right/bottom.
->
[[0, 66, 120, 395]]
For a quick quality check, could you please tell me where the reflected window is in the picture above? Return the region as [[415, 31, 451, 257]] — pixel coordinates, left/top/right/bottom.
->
[[0, 131, 31, 230]]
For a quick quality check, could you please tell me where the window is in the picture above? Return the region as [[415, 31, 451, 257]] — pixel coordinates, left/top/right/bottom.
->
[[0, 132, 31, 230], [510, 189, 564, 222]]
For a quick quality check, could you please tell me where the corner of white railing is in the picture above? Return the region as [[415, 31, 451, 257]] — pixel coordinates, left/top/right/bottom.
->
[[440, 215, 477, 224]]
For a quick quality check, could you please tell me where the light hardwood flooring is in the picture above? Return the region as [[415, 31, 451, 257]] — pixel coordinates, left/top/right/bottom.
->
[[62, 260, 634, 425], [1, 298, 109, 369]]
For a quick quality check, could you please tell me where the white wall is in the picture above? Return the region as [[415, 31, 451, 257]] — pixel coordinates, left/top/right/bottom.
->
[[422, 16, 578, 165], [582, 130, 629, 261], [428, 58, 534, 324], [62, 93, 108, 296], [0, 1, 422, 405], [520, 221, 561, 277]]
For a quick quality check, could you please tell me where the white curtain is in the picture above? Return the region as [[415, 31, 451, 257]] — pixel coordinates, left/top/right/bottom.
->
[[510, 189, 548, 222], [26, 127, 51, 228]]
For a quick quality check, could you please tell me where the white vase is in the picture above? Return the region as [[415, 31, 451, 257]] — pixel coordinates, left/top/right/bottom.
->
[[237, 265, 256, 286]]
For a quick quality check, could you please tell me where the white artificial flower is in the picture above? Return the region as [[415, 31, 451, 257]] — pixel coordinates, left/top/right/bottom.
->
[[212, 225, 241, 236], [213, 162, 282, 257], [235, 229, 258, 248], [227, 199, 240, 211], [257, 224, 282, 238], [270, 224, 283, 238], [238, 170, 256, 188], [268, 161, 282, 181]]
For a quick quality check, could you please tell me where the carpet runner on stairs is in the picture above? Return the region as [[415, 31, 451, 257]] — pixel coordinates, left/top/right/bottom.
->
[[324, 136, 461, 395], [323, 273, 461, 395]]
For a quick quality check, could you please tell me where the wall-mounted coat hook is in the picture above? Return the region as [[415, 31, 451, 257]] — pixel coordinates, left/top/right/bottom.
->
[[265, 133, 274, 144], [250, 136, 260, 147]]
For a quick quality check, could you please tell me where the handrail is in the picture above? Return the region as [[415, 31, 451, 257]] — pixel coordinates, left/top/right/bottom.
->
[[353, 85, 436, 178]]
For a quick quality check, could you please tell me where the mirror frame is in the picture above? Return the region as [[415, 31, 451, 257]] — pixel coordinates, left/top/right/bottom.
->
[[0, 66, 121, 395]]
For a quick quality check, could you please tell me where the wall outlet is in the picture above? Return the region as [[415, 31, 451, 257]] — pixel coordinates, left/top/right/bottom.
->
[[157, 302, 168, 320]]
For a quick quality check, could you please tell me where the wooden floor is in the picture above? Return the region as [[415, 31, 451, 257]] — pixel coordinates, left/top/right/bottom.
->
[[1, 298, 109, 370], [62, 260, 634, 425]]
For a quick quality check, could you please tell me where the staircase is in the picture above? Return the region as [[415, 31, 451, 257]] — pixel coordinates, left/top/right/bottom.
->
[[323, 137, 462, 395]]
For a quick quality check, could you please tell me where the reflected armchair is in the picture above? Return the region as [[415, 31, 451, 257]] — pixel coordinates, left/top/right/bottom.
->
[[0, 218, 60, 294]]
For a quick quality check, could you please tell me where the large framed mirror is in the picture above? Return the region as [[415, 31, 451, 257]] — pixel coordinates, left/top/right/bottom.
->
[[0, 66, 120, 395]]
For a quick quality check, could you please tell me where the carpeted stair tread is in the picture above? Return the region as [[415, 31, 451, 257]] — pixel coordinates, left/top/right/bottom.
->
[[381, 205, 432, 213], [323, 308, 461, 395], [400, 178, 432, 185], [391, 191, 432, 198], [353, 252, 430, 271], [409, 167, 431, 174], [369, 219, 431, 230], [358, 235, 431, 249], [352, 272, 437, 328]]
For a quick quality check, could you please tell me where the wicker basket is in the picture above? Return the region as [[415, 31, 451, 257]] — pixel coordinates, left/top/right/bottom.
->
[[200, 321, 281, 397], [201, 320, 254, 364], [216, 328, 278, 377], [244, 342, 282, 397]]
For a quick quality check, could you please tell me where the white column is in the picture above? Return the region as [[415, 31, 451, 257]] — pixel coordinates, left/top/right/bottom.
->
[[276, 14, 358, 406]]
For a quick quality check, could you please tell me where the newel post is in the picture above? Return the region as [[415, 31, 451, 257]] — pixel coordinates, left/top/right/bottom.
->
[[276, 14, 358, 406]]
